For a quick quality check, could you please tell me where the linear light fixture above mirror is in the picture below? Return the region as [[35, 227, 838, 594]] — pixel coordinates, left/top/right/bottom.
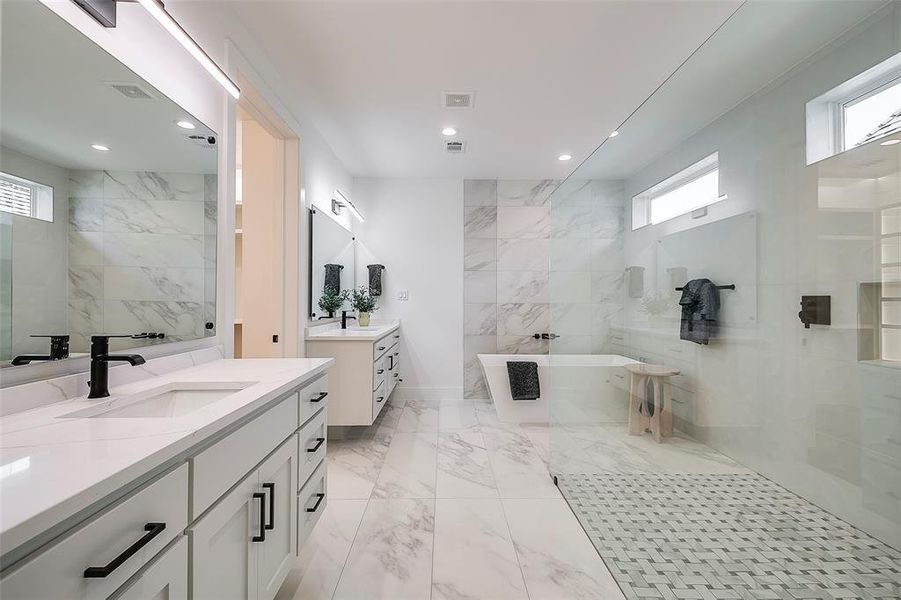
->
[[332, 190, 364, 223], [72, 0, 240, 99]]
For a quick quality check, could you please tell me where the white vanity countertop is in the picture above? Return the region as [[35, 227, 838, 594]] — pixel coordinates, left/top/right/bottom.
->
[[0, 358, 333, 556], [305, 320, 400, 341]]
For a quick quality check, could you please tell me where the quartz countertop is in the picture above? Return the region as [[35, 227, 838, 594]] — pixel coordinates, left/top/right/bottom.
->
[[0, 358, 333, 558], [305, 320, 399, 341]]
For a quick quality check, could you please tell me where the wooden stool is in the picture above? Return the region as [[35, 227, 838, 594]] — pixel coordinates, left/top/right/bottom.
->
[[624, 363, 679, 443]]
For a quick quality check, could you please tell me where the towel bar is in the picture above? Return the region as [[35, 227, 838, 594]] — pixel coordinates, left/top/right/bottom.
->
[[674, 284, 735, 291]]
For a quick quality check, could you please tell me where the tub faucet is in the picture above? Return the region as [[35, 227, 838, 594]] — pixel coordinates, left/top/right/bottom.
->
[[87, 334, 162, 399]]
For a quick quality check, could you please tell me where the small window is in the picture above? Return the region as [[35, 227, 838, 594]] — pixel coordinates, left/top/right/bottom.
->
[[632, 153, 723, 230], [842, 76, 901, 149], [0, 172, 53, 222]]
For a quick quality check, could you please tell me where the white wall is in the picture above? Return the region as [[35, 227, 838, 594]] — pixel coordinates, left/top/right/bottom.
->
[[354, 178, 464, 398]]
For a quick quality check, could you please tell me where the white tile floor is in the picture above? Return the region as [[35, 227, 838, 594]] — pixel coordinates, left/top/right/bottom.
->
[[275, 396, 625, 600]]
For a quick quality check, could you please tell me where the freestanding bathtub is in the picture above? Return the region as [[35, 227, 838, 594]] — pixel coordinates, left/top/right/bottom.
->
[[477, 354, 638, 424]]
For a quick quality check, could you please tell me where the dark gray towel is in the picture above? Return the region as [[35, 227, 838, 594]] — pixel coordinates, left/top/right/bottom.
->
[[368, 264, 385, 296], [324, 263, 343, 295], [679, 278, 720, 345], [507, 361, 540, 400]]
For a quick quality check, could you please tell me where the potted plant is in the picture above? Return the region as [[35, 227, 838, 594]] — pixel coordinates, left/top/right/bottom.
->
[[349, 286, 378, 326], [318, 288, 348, 319]]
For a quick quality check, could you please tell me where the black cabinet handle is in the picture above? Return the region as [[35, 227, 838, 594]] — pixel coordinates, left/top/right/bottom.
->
[[388, 355, 394, 370], [310, 391, 328, 403], [83, 522, 166, 578], [306, 492, 325, 513], [377, 369, 384, 374], [376, 396, 384, 403], [252, 492, 266, 542], [377, 346, 386, 351], [394, 373, 399, 379], [394, 334, 400, 339], [307, 437, 325, 453], [262, 483, 275, 530]]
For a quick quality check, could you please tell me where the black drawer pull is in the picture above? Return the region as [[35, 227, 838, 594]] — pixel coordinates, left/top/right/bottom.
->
[[310, 391, 328, 403], [377, 346, 386, 351], [263, 483, 275, 530], [307, 437, 325, 453], [376, 396, 384, 403], [377, 369, 384, 374], [394, 335, 400, 339], [83, 522, 166, 578], [306, 492, 325, 513], [252, 492, 266, 542], [394, 373, 399, 378]]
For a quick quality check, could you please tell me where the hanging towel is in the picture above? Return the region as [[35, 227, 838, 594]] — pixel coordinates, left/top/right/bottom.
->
[[679, 278, 720, 345], [324, 264, 343, 295], [368, 264, 385, 296], [506, 361, 540, 400]]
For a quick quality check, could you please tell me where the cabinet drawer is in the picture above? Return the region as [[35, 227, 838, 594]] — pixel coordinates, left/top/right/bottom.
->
[[109, 536, 187, 600], [373, 334, 394, 361], [0, 464, 188, 600], [298, 408, 327, 490], [372, 379, 387, 421], [298, 374, 329, 426], [297, 460, 327, 550], [191, 394, 297, 518], [372, 354, 388, 392]]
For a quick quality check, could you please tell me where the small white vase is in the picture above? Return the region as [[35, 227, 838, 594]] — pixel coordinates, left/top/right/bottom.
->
[[359, 312, 371, 327]]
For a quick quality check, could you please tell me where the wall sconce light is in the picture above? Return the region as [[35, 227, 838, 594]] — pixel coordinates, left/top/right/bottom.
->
[[331, 190, 364, 222], [72, 0, 240, 99]]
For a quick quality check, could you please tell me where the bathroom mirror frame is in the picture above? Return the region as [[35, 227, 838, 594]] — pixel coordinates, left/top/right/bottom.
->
[[0, 0, 221, 384], [307, 207, 355, 321]]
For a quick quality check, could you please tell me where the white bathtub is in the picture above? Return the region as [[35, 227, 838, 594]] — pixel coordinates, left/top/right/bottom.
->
[[477, 353, 638, 424]]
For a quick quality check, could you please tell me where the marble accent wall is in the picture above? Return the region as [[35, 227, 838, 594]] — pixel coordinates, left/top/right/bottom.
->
[[67, 170, 217, 351], [463, 179, 624, 398]]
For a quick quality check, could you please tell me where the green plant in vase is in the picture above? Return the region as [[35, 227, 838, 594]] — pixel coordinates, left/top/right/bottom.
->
[[318, 288, 348, 319], [349, 286, 378, 326]]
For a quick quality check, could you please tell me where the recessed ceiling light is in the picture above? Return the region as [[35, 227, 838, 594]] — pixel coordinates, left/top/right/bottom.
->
[[558, 154, 572, 161], [176, 120, 196, 130], [609, 130, 619, 138], [880, 138, 900, 146], [91, 144, 110, 152], [442, 127, 458, 136]]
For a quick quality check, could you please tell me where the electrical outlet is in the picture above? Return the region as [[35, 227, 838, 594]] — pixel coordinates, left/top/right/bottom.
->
[[398, 290, 409, 301]]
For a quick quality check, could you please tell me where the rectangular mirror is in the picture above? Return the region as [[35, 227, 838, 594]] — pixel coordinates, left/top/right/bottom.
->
[[0, 0, 218, 369], [308, 208, 354, 319]]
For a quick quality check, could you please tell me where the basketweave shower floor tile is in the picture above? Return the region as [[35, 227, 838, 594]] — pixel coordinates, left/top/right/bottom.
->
[[558, 473, 901, 600]]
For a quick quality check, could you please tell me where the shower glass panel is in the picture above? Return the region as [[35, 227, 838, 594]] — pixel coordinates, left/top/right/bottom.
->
[[547, 1, 901, 596]]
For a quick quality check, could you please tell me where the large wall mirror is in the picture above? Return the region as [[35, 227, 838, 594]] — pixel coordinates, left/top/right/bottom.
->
[[0, 0, 218, 369], [308, 209, 354, 320]]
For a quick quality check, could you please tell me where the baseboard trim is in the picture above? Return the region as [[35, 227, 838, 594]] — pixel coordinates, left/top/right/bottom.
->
[[393, 386, 464, 401]]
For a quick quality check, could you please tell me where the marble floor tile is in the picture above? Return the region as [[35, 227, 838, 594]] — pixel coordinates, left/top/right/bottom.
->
[[432, 499, 528, 600], [395, 399, 440, 432], [436, 430, 498, 498], [372, 432, 438, 498], [483, 427, 561, 499], [327, 435, 391, 499], [275, 499, 367, 600], [438, 401, 479, 431], [332, 499, 435, 600], [502, 498, 625, 600]]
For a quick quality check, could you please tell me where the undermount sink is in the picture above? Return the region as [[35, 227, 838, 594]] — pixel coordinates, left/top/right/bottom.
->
[[59, 381, 258, 419]]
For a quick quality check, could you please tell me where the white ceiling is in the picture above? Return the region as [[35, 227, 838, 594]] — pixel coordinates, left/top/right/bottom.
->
[[229, 0, 744, 179], [0, 1, 217, 174]]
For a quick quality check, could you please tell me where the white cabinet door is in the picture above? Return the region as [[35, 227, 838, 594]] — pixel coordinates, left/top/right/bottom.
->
[[189, 471, 260, 600], [110, 537, 188, 600], [256, 436, 298, 600]]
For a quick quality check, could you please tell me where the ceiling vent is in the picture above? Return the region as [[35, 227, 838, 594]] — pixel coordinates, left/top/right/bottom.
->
[[443, 92, 474, 109], [108, 82, 155, 100], [446, 141, 466, 154], [186, 134, 217, 149]]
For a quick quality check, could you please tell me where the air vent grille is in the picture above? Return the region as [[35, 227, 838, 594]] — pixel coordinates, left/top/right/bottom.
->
[[446, 141, 466, 153], [109, 83, 155, 100], [443, 92, 473, 108]]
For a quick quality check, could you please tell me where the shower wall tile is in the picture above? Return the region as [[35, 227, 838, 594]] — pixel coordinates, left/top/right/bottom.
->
[[497, 180, 558, 206], [464, 303, 497, 336], [550, 335, 592, 355], [104, 171, 205, 202], [69, 171, 104, 199], [590, 238, 624, 272], [104, 266, 205, 302], [550, 303, 592, 336], [550, 238, 591, 272], [68, 266, 103, 301], [591, 205, 624, 239], [69, 198, 104, 232], [497, 335, 547, 355], [497, 207, 550, 239], [498, 271, 549, 303], [550, 179, 593, 208], [103, 233, 205, 268], [464, 271, 497, 303], [104, 300, 206, 339], [464, 335, 496, 399], [69, 231, 103, 266], [104, 198, 205, 235], [497, 303, 549, 337], [464, 207, 497, 238], [496, 239, 549, 271], [551, 205, 592, 239], [590, 271, 625, 303], [464, 238, 497, 271], [549, 271, 590, 303], [464, 180, 498, 206]]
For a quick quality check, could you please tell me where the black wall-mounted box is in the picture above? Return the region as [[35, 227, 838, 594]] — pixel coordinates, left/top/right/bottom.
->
[[799, 295, 831, 329]]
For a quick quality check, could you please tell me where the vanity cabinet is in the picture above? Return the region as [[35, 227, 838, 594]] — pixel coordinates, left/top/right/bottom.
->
[[307, 327, 402, 426], [110, 537, 188, 600]]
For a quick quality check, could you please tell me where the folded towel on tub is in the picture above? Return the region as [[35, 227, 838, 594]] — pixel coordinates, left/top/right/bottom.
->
[[506, 361, 540, 400]]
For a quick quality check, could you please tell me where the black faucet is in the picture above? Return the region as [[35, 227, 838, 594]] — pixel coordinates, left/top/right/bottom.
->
[[11, 335, 70, 365], [87, 334, 162, 399], [341, 310, 356, 329]]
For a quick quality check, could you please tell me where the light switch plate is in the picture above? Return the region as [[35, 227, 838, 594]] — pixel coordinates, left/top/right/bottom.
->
[[398, 290, 409, 301]]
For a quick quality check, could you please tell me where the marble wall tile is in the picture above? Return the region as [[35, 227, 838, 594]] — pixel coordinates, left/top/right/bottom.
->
[[498, 271, 548, 303], [550, 335, 593, 355], [203, 235, 217, 270], [497, 207, 550, 239], [104, 198, 205, 235], [69, 198, 103, 232], [464, 303, 497, 335], [592, 205, 625, 239], [102, 233, 205, 268], [590, 238, 624, 272], [551, 205, 592, 239], [332, 499, 434, 600], [549, 271, 590, 303], [496, 239, 549, 271], [104, 171, 205, 202], [591, 180, 626, 206], [497, 335, 548, 355], [550, 179, 593, 208], [497, 180, 558, 207], [464, 271, 497, 303], [437, 432, 498, 498], [103, 300, 205, 337], [68, 298, 103, 352], [497, 303, 549, 336], [590, 271, 625, 302], [68, 266, 103, 301], [104, 266, 205, 302], [68, 231, 103, 266], [463, 206, 497, 238], [69, 171, 103, 198], [550, 303, 592, 336], [464, 335, 496, 399], [464, 179, 498, 206], [464, 238, 496, 271], [550, 238, 591, 272]]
